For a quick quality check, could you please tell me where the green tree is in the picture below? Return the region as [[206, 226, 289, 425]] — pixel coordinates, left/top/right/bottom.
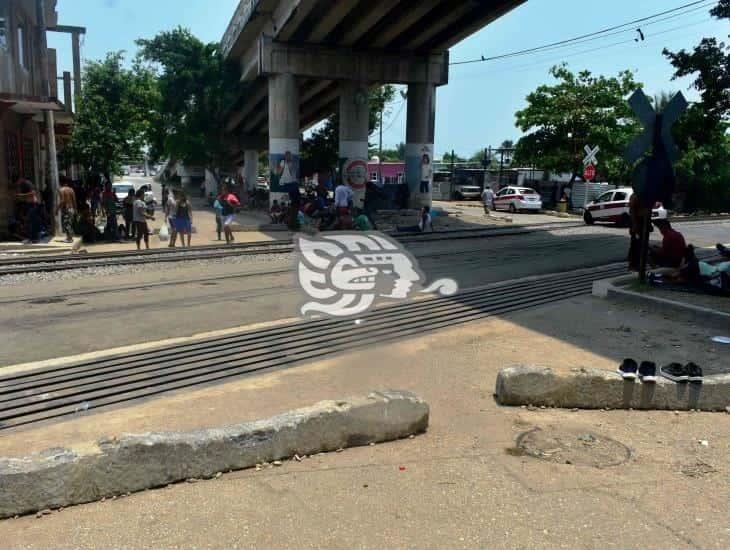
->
[[68, 52, 158, 177], [442, 151, 465, 164], [302, 85, 396, 172], [513, 65, 641, 183], [136, 27, 238, 170], [663, 0, 730, 211]]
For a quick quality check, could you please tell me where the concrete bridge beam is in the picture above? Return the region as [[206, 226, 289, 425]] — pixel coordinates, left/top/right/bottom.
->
[[250, 36, 449, 86]]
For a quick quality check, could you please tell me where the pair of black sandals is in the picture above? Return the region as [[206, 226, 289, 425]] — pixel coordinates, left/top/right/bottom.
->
[[618, 359, 703, 383]]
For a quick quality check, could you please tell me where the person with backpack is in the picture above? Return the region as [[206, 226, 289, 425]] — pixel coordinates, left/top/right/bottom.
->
[[219, 185, 240, 244]]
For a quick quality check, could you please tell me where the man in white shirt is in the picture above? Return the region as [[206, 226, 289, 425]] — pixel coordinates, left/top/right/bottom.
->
[[481, 186, 495, 215], [334, 183, 353, 211]]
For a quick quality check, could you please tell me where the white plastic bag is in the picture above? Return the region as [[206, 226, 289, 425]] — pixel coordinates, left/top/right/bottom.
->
[[159, 223, 170, 241]]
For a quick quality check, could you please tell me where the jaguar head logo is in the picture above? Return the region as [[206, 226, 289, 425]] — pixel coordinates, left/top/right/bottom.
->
[[295, 232, 457, 318]]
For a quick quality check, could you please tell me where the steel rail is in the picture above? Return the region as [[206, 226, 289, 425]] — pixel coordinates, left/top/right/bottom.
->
[[0, 264, 623, 429]]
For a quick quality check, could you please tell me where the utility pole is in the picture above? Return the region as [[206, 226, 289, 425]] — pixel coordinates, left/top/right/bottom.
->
[[36, 0, 60, 235], [378, 108, 383, 186]]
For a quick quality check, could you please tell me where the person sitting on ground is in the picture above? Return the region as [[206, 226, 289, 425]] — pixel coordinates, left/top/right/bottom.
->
[[649, 218, 686, 268], [396, 206, 434, 234], [269, 200, 283, 224], [353, 208, 373, 231]]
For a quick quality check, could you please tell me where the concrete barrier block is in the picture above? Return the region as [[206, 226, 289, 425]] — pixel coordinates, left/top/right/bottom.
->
[[495, 365, 730, 412], [0, 390, 428, 519]]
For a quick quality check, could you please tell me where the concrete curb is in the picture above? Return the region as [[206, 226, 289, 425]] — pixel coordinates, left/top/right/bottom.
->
[[0, 390, 428, 519], [495, 365, 730, 412], [592, 274, 730, 327]]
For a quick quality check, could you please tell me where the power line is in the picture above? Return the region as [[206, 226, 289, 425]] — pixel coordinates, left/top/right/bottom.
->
[[449, 17, 713, 80], [450, 0, 715, 66], [382, 101, 406, 133]]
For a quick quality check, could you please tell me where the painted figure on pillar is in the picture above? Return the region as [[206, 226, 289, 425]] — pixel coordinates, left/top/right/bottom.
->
[[269, 148, 300, 204], [420, 153, 433, 194], [406, 144, 434, 207]]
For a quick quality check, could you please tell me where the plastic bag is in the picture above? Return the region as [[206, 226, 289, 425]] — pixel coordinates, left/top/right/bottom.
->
[[159, 223, 170, 241]]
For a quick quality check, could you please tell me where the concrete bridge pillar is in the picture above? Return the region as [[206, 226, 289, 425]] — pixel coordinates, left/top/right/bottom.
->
[[405, 83, 436, 209], [338, 81, 370, 210], [244, 150, 258, 192], [268, 72, 300, 206]]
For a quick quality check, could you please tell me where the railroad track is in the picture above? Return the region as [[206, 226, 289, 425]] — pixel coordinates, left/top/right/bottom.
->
[[0, 263, 626, 430], [0, 222, 584, 276]]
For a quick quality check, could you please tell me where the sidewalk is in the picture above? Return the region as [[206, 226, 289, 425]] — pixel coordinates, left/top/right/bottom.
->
[[0, 196, 289, 257], [1, 296, 728, 548]]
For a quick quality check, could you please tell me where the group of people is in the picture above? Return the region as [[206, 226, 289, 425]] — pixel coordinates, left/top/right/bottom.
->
[[264, 179, 382, 233]]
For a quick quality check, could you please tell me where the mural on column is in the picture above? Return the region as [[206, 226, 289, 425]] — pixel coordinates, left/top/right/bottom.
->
[[269, 138, 300, 203], [339, 140, 368, 208], [406, 143, 433, 206]]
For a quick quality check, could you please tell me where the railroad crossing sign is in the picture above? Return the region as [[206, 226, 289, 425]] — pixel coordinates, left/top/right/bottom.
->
[[583, 163, 596, 182], [624, 89, 687, 207], [583, 145, 599, 167]]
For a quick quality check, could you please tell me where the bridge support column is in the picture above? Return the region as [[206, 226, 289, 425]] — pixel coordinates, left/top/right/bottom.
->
[[268, 72, 299, 206], [339, 81, 370, 210], [405, 83, 436, 209], [244, 149, 258, 192]]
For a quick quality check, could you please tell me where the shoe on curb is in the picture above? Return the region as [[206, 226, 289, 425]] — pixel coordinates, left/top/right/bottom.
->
[[661, 363, 689, 382], [638, 361, 657, 382], [685, 362, 703, 383], [618, 358, 638, 380]]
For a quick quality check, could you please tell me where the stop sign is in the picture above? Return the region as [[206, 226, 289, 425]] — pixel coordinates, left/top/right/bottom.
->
[[583, 164, 596, 182]]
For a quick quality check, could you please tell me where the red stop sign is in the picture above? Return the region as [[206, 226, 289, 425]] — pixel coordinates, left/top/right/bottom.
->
[[583, 164, 596, 181]]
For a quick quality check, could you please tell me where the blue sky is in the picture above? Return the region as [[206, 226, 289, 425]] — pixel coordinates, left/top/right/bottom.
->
[[49, 0, 728, 159]]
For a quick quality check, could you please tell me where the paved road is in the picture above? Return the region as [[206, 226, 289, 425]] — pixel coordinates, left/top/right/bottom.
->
[[0, 221, 727, 366]]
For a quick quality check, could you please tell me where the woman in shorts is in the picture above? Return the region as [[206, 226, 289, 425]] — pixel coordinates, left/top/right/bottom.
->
[[174, 191, 193, 248]]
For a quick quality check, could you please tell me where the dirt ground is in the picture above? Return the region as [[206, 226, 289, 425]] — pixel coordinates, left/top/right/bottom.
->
[[1, 296, 729, 548]]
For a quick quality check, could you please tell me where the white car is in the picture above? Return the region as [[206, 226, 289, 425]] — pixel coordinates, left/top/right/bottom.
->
[[453, 185, 481, 200], [493, 186, 542, 212], [111, 182, 135, 209], [583, 187, 666, 226]]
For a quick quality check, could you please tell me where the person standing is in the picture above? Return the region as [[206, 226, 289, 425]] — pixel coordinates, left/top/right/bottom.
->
[[122, 188, 136, 240], [174, 191, 193, 248], [133, 189, 154, 250], [57, 179, 77, 243], [220, 185, 240, 245], [166, 188, 178, 247], [101, 182, 120, 242], [213, 194, 224, 240], [481, 186, 495, 215], [90, 183, 101, 217]]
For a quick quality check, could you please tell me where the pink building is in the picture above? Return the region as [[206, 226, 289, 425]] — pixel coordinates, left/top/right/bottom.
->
[[367, 161, 405, 185]]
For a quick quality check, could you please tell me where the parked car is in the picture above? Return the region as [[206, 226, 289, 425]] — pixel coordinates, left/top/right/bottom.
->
[[583, 187, 667, 226], [111, 182, 135, 210], [453, 185, 481, 200], [493, 186, 542, 212]]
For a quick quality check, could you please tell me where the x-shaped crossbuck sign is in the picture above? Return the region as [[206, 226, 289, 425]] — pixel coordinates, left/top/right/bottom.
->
[[583, 145, 599, 166], [625, 89, 687, 165]]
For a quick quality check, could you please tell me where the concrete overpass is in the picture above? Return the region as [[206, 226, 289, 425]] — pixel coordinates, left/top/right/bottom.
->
[[222, 0, 526, 206]]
